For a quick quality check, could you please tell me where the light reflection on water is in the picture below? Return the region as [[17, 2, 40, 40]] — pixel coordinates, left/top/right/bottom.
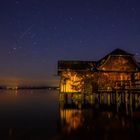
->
[[59, 106, 140, 140], [0, 90, 140, 140], [0, 90, 59, 140], [59, 92, 140, 140]]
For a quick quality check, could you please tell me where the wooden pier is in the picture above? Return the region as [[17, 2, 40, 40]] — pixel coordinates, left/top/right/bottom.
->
[[59, 89, 140, 111]]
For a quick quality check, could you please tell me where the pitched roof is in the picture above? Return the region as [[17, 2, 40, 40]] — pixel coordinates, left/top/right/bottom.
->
[[109, 48, 133, 56], [58, 48, 140, 73], [97, 48, 134, 67]]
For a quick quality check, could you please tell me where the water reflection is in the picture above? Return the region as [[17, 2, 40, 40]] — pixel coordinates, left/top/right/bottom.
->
[[59, 92, 140, 140], [0, 90, 140, 140], [0, 90, 59, 140]]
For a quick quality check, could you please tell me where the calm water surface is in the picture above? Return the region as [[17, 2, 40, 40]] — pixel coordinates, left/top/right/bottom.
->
[[0, 90, 140, 140], [0, 90, 59, 140]]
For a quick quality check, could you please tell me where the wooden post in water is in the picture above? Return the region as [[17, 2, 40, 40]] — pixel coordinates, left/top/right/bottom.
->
[[64, 93, 68, 104], [59, 100, 65, 109], [116, 90, 119, 104], [92, 94, 94, 104], [89, 94, 94, 105], [107, 93, 111, 105], [138, 94, 140, 107], [135, 93, 138, 108], [115, 90, 119, 112], [130, 91, 132, 105], [97, 93, 100, 104], [59, 93, 65, 102], [125, 99, 128, 115], [101, 93, 104, 104], [78, 101, 82, 109], [95, 93, 100, 104], [125, 90, 128, 104], [129, 91, 133, 116]]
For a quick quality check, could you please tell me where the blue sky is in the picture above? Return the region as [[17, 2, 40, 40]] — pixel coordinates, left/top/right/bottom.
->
[[0, 0, 140, 86]]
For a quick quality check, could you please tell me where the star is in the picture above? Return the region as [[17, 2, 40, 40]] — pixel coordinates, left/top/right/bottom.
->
[[33, 42, 37, 45], [13, 47, 17, 50], [15, 1, 20, 5], [54, 26, 57, 30], [69, 17, 73, 21], [131, 7, 136, 12], [80, 40, 83, 44]]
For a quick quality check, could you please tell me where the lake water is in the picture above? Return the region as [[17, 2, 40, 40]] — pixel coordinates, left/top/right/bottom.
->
[[0, 90, 140, 140]]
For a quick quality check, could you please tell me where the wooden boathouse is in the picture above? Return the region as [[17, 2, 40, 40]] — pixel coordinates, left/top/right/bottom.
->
[[58, 48, 140, 107], [58, 48, 140, 93]]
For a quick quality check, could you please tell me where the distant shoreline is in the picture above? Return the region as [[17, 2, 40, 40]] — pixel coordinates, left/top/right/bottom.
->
[[0, 86, 59, 90]]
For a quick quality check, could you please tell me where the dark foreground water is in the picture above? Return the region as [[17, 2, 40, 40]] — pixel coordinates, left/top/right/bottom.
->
[[0, 90, 140, 140]]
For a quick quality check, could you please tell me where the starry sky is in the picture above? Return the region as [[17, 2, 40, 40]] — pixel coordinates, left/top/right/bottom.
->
[[0, 0, 140, 87]]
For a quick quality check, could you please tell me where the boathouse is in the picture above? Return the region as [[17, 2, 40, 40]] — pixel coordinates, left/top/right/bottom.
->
[[58, 49, 140, 93]]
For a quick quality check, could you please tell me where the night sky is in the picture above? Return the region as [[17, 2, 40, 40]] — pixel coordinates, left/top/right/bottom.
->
[[0, 0, 140, 87]]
